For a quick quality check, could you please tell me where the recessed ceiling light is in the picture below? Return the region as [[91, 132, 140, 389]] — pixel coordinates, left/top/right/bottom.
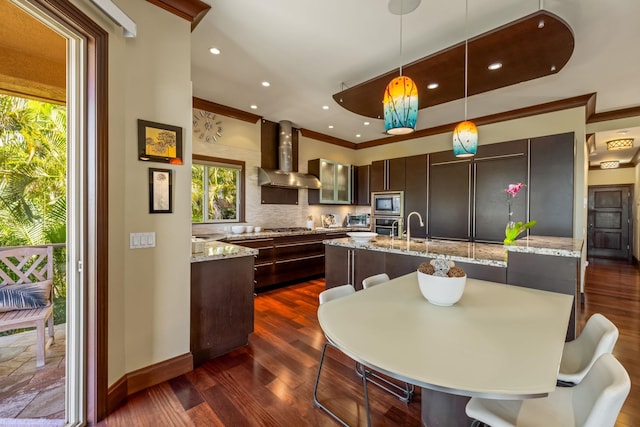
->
[[427, 83, 439, 89], [538, 20, 545, 29], [356, 134, 361, 138], [250, 105, 257, 109], [209, 47, 221, 55], [600, 161, 620, 169], [550, 65, 557, 72], [364, 121, 370, 126], [261, 81, 270, 87], [322, 105, 329, 110], [488, 62, 502, 70], [328, 125, 334, 129]]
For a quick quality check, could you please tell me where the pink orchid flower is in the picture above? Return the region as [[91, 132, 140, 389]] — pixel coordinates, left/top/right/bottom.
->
[[506, 183, 525, 197]]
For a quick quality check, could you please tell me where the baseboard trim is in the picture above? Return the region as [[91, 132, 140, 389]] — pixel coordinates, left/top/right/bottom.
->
[[107, 353, 193, 414]]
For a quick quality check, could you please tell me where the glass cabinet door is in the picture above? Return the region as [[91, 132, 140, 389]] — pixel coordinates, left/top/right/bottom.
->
[[335, 163, 351, 203], [320, 160, 336, 202]]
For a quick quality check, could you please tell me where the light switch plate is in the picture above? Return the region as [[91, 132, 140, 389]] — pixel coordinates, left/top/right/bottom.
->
[[130, 232, 156, 249]]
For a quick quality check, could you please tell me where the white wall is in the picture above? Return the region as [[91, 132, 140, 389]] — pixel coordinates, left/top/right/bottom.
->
[[74, 0, 193, 385]]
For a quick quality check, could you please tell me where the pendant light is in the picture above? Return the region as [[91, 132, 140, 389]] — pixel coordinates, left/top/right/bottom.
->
[[384, 0, 418, 135], [453, 0, 478, 157]]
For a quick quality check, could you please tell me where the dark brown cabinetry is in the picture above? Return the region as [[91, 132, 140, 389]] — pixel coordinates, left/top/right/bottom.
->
[[190, 256, 254, 366], [529, 132, 574, 237], [384, 253, 506, 283], [371, 158, 406, 192], [427, 133, 574, 242], [272, 234, 325, 284], [326, 245, 506, 290], [229, 238, 275, 289], [429, 151, 472, 240], [324, 245, 386, 290], [473, 140, 528, 242], [507, 251, 578, 340], [355, 165, 371, 206], [227, 233, 330, 290], [404, 154, 428, 238]]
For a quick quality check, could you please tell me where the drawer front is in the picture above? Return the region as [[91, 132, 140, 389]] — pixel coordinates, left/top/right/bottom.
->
[[274, 241, 324, 260]]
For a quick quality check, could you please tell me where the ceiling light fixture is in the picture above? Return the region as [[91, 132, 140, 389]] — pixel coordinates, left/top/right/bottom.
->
[[383, 0, 419, 135], [453, 0, 478, 158], [488, 62, 502, 70], [600, 161, 620, 169], [606, 138, 634, 150], [322, 105, 329, 110], [427, 82, 439, 89], [250, 105, 257, 109], [261, 81, 270, 87], [364, 121, 370, 126], [209, 47, 220, 55]]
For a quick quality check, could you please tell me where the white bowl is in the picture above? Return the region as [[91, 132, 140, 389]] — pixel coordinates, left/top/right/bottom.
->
[[347, 232, 377, 243], [417, 271, 466, 306], [254, 226, 262, 232], [231, 226, 246, 234], [245, 225, 254, 233]]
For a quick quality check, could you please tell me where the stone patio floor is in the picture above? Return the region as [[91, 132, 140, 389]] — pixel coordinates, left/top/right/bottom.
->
[[0, 324, 65, 425]]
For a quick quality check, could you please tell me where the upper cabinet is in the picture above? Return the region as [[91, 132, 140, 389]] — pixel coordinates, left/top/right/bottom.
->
[[473, 140, 529, 242], [371, 158, 406, 192], [427, 133, 574, 242], [308, 159, 352, 204], [529, 132, 574, 237], [355, 165, 371, 206], [429, 151, 472, 240]]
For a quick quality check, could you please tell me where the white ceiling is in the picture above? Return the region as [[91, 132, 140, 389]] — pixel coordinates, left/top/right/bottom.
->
[[190, 0, 640, 166]]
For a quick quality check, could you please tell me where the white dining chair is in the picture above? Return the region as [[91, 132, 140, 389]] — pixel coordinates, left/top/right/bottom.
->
[[361, 273, 390, 289], [313, 284, 372, 426], [466, 353, 630, 427], [558, 313, 619, 386], [357, 272, 414, 403]]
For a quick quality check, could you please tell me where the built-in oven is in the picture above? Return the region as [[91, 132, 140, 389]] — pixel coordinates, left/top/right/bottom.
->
[[372, 191, 404, 217], [373, 216, 403, 237]]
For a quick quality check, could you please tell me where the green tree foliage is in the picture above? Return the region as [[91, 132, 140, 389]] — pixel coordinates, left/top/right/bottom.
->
[[0, 94, 67, 247], [191, 163, 238, 222]]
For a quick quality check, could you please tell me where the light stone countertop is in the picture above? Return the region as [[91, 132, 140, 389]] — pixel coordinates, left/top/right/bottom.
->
[[196, 227, 366, 242], [324, 235, 583, 268], [191, 240, 258, 263]]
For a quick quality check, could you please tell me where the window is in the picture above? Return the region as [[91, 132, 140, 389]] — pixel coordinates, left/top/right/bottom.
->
[[192, 155, 245, 223]]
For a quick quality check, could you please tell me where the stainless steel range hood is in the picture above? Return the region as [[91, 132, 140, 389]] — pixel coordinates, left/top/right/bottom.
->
[[257, 168, 322, 189], [258, 120, 321, 189]]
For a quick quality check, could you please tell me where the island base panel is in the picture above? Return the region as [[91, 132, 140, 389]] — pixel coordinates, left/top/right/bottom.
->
[[421, 389, 472, 427]]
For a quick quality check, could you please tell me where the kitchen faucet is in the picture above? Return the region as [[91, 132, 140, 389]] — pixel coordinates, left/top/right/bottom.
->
[[406, 211, 424, 244], [391, 218, 402, 240]]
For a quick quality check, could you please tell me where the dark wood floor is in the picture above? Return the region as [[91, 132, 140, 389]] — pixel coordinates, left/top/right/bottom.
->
[[99, 259, 639, 426]]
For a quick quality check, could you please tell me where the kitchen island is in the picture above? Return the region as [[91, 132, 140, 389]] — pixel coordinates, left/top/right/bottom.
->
[[324, 235, 583, 340], [190, 240, 257, 366]]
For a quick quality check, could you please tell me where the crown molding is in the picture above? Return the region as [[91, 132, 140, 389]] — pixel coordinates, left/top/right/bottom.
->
[[193, 97, 261, 124]]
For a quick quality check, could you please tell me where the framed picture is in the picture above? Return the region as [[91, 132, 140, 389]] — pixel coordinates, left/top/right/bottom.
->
[[149, 168, 173, 213], [138, 119, 183, 164]]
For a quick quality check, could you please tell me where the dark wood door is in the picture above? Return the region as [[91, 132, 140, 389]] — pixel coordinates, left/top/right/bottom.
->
[[587, 185, 632, 261]]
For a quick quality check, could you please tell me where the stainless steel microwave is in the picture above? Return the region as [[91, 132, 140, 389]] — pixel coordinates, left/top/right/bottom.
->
[[372, 191, 404, 217]]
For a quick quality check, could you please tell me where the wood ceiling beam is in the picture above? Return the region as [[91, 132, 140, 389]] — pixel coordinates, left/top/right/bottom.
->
[[146, 0, 210, 30]]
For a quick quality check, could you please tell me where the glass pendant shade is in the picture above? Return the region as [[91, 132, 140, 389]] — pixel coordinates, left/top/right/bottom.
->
[[384, 76, 418, 135], [453, 120, 478, 157]]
